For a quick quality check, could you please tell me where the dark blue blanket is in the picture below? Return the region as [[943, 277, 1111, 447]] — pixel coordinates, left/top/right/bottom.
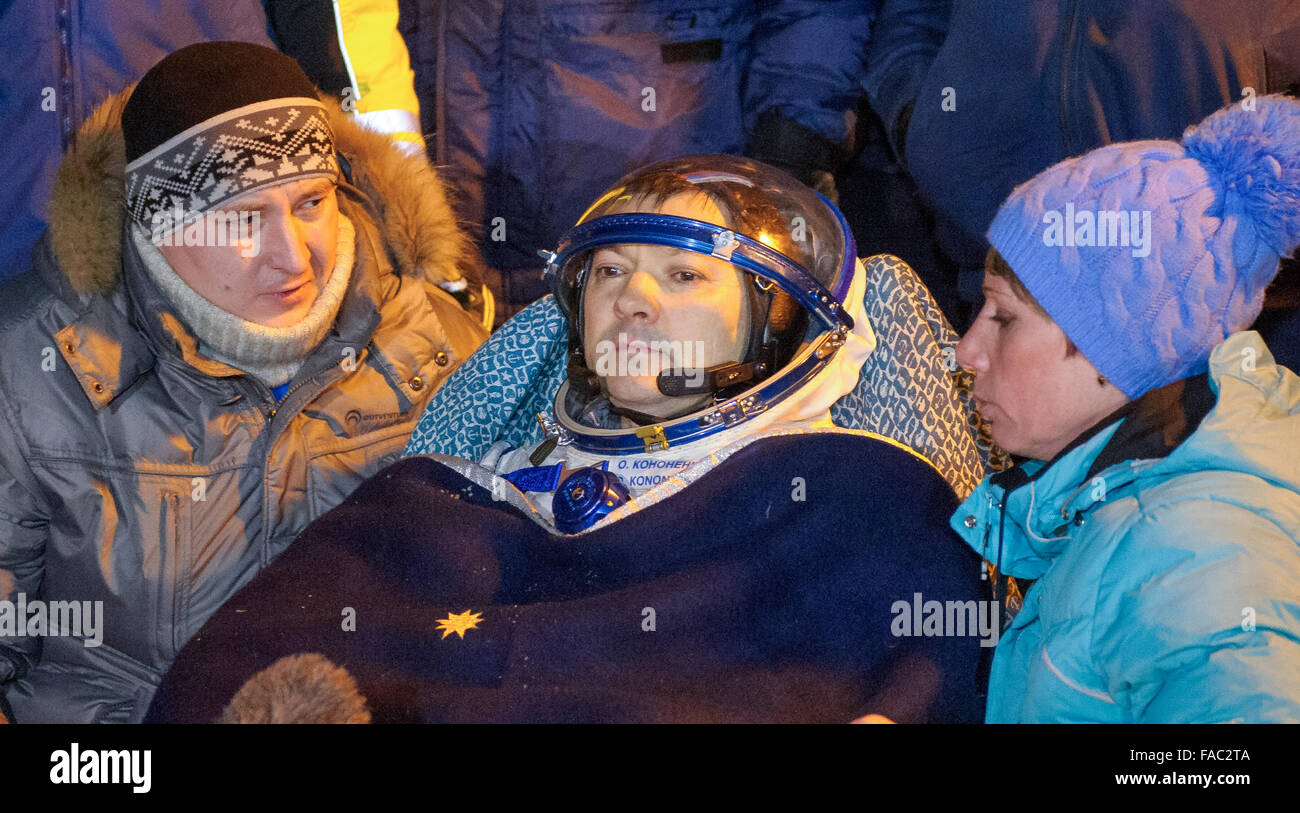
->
[[147, 433, 986, 723]]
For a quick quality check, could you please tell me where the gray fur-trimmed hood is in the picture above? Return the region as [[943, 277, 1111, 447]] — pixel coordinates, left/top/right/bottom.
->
[[46, 85, 476, 296]]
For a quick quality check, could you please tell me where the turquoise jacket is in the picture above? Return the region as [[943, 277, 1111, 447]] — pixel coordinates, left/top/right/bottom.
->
[[951, 332, 1300, 723]]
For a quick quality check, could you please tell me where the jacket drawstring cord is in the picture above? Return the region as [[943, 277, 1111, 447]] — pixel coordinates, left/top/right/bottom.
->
[[1023, 478, 1073, 550]]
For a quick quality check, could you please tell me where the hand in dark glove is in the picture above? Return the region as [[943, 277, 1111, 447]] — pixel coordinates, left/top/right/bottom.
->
[[748, 110, 847, 202]]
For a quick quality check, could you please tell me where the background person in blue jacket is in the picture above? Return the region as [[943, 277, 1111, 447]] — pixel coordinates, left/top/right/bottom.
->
[[860, 0, 1300, 369], [951, 95, 1300, 723], [397, 0, 878, 319]]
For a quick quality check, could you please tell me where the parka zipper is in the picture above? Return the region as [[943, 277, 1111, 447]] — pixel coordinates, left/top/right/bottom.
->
[[161, 490, 186, 661], [250, 355, 353, 566], [256, 347, 355, 426]]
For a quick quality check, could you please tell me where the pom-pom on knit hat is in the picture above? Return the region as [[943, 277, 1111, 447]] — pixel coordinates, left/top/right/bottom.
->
[[122, 41, 339, 238], [986, 94, 1300, 399]]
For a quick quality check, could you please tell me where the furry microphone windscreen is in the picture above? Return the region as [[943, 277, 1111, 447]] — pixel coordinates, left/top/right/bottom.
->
[[220, 653, 371, 724]]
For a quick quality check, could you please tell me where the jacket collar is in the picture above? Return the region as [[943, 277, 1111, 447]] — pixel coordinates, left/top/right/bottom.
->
[[953, 373, 1216, 578], [47, 264, 157, 411], [1084, 374, 1215, 479]]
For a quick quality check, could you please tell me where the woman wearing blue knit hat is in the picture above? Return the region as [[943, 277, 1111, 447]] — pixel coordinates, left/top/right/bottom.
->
[[952, 95, 1300, 723]]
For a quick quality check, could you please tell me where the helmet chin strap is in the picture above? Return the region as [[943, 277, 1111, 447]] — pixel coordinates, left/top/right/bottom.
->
[[656, 360, 761, 397], [610, 341, 776, 426], [604, 401, 687, 427]]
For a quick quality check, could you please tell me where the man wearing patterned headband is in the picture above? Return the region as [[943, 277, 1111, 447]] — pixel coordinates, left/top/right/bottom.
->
[[0, 41, 486, 723]]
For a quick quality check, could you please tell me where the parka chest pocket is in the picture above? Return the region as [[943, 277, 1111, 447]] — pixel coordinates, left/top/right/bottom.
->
[[28, 444, 262, 668], [82, 483, 195, 668], [154, 487, 192, 664], [140, 468, 253, 667]]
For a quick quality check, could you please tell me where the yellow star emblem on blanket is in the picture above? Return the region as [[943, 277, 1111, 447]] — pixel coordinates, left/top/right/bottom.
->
[[436, 609, 484, 640]]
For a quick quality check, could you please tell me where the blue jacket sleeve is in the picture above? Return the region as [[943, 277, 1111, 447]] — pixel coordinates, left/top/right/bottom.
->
[[1093, 501, 1300, 723], [745, 0, 879, 147], [861, 0, 951, 162]]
